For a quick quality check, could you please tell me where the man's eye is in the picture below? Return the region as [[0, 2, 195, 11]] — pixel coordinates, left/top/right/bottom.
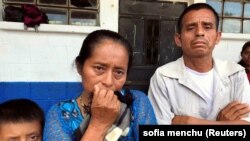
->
[[205, 25, 212, 29], [186, 26, 194, 31]]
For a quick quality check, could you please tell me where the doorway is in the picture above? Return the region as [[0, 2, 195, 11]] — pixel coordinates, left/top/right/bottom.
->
[[119, 0, 187, 93]]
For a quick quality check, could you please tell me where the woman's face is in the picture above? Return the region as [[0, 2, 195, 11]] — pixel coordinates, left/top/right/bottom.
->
[[241, 46, 250, 66], [79, 39, 129, 94]]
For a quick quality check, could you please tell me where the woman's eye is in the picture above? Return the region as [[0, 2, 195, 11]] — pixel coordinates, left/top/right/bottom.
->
[[94, 66, 107, 75], [94, 66, 104, 72], [114, 70, 125, 77]]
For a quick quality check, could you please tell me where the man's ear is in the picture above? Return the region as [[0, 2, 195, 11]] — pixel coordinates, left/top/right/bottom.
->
[[76, 62, 82, 75], [174, 33, 182, 47], [215, 31, 222, 45]]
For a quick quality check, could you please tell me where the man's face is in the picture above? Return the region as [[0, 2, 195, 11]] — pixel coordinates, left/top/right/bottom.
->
[[175, 9, 221, 59], [0, 121, 42, 141]]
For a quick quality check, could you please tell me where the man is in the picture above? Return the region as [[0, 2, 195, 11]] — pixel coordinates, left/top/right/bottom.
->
[[0, 99, 44, 141], [148, 3, 250, 124]]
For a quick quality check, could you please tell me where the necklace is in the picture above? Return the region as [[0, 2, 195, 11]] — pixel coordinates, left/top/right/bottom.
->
[[79, 94, 92, 115]]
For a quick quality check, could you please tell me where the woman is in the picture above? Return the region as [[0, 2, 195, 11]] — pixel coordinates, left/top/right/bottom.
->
[[238, 41, 250, 82], [43, 30, 157, 141]]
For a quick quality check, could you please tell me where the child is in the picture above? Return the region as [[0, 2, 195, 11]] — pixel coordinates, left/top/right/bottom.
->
[[0, 99, 44, 141], [238, 41, 250, 82]]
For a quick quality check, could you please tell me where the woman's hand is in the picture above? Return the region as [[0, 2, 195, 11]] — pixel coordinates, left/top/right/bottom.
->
[[81, 85, 121, 141], [90, 85, 121, 130], [82, 85, 121, 141]]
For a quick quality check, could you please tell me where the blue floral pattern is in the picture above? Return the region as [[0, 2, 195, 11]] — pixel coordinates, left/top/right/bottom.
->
[[59, 100, 82, 132], [43, 90, 157, 141]]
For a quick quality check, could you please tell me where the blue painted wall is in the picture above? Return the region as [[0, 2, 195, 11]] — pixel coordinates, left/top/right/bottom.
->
[[0, 82, 83, 114]]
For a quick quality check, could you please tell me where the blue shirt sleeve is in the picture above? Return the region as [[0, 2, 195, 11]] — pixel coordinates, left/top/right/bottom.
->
[[43, 100, 83, 141], [130, 90, 158, 141]]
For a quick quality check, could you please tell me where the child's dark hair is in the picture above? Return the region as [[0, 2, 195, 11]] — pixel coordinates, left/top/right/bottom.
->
[[0, 99, 45, 129], [238, 41, 250, 67]]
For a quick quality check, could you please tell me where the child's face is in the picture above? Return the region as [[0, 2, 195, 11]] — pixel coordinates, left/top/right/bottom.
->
[[0, 121, 42, 141], [241, 46, 250, 66]]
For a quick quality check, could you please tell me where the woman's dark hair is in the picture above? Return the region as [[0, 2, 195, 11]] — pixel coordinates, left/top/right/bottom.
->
[[75, 30, 133, 72], [177, 3, 219, 33], [238, 41, 250, 66], [0, 99, 45, 129]]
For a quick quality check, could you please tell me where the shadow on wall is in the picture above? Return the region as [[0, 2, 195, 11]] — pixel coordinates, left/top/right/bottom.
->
[[0, 82, 83, 114]]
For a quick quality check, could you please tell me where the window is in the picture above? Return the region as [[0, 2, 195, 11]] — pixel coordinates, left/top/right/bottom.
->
[[207, 0, 250, 34], [119, 0, 186, 92], [2, 0, 99, 26]]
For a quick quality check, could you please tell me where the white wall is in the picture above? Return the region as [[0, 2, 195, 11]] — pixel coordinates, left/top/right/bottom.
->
[[0, 29, 84, 82], [214, 33, 250, 63], [0, 0, 250, 82], [0, 0, 119, 82]]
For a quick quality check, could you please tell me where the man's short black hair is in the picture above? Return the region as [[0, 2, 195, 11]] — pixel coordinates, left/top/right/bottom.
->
[[177, 3, 219, 33]]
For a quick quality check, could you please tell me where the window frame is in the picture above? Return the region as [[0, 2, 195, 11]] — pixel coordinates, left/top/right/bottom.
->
[[207, 0, 250, 34], [0, 0, 119, 33]]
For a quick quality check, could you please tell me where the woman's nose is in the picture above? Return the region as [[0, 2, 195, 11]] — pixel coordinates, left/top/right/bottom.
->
[[102, 71, 113, 87]]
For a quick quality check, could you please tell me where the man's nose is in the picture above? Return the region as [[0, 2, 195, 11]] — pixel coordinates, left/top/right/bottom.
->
[[196, 25, 205, 37]]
